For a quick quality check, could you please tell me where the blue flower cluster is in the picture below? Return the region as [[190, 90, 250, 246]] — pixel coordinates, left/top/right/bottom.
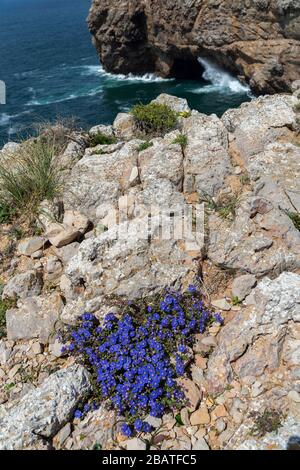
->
[[63, 285, 222, 437]]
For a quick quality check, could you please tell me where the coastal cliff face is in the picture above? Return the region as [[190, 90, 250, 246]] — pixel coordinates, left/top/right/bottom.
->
[[87, 0, 300, 94], [1, 85, 300, 449]]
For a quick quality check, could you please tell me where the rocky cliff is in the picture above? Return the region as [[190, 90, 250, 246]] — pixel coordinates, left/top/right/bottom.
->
[[0, 84, 300, 449], [88, 0, 300, 94]]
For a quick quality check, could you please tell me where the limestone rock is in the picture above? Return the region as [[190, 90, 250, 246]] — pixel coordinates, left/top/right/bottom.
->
[[182, 111, 232, 197], [126, 438, 147, 451], [228, 415, 300, 450], [190, 405, 210, 426], [61, 214, 199, 323], [192, 437, 210, 450], [2, 270, 43, 300], [206, 272, 300, 393], [6, 292, 63, 343], [151, 94, 190, 113], [222, 95, 298, 160], [69, 406, 115, 450], [46, 223, 81, 248], [63, 141, 138, 222], [0, 364, 91, 450], [232, 275, 257, 301], [89, 124, 114, 138], [177, 378, 202, 412], [113, 113, 136, 140], [17, 237, 45, 256]]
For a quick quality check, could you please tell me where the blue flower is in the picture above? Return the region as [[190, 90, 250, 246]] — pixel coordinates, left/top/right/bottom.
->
[[214, 313, 224, 324], [121, 424, 133, 437], [74, 410, 82, 419], [188, 285, 197, 294], [63, 285, 218, 437], [134, 419, 144, 432], [143, 422, 152, 433]]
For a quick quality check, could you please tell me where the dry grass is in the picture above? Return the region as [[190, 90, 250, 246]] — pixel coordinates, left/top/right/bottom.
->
[[0, 133, 63, 220]]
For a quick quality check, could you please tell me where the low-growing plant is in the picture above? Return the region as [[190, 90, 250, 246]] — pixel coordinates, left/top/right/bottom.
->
[[90, 133, 117, 147], [231, 296, 241, 306], [0, 136, 61, 217], [62, 285, 223, 437], [172, 134, 188, 148], [240, 173, 250, 185], [138, 141, 153, 152], [201, 192, 238, 220], [249, 409, 283, 437], [94, 149, 105, 155], [131, 103, 177, 135], [177, 111, 191, 119], [286, 210, 300, 231]]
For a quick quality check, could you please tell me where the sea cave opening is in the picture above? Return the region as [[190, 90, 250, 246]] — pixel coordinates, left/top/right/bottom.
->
[[169, 57, 205, 80]]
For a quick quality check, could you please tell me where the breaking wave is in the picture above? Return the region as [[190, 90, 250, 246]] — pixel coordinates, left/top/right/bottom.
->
[[197, 58, 251, 94], [81, 65, 174, 83]]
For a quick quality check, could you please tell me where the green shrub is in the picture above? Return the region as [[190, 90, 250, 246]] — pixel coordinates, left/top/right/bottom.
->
[[0, 136, 61, 217], [131, 103, 177, 135], [90, 133, 117, 147], [172, 134, 188, 148], [137, 141, 153, 152]]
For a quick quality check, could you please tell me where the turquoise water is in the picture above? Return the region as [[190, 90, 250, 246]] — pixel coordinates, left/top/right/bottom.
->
[[0, 0, 252, 146]]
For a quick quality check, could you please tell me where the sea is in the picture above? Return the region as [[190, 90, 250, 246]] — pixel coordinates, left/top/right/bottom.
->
[[0, 0, 252, 147]]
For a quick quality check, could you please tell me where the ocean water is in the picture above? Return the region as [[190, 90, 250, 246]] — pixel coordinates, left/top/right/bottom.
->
[[0, 0, 252, 146]]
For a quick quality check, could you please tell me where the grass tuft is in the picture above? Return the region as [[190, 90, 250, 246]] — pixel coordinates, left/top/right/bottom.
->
[[172, 134, 188, 148], [137, 141, 153, 152], [0, 135, 62, 219]]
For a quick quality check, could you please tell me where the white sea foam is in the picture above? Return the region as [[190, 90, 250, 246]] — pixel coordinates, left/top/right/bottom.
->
[[197, 58, 251, 94], [81, 64, 174, 83], [0, 111, 31, 127], [0, 113, 10, 127], [27, 85, 103, 106]]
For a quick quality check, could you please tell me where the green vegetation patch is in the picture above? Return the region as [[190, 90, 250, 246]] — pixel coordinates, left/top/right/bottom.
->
[[131, 103, 177, 135], [172, 134, 188, 148], [202, 192, 238, 220], [249, 409, 283, 438], [0, 202, 15, 224], [90, 133, 117, 147], [0, 283, 15, 339], [137, 141, 153, 152], [0, 136, 62, 218], [287, 211, 300, 231]]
